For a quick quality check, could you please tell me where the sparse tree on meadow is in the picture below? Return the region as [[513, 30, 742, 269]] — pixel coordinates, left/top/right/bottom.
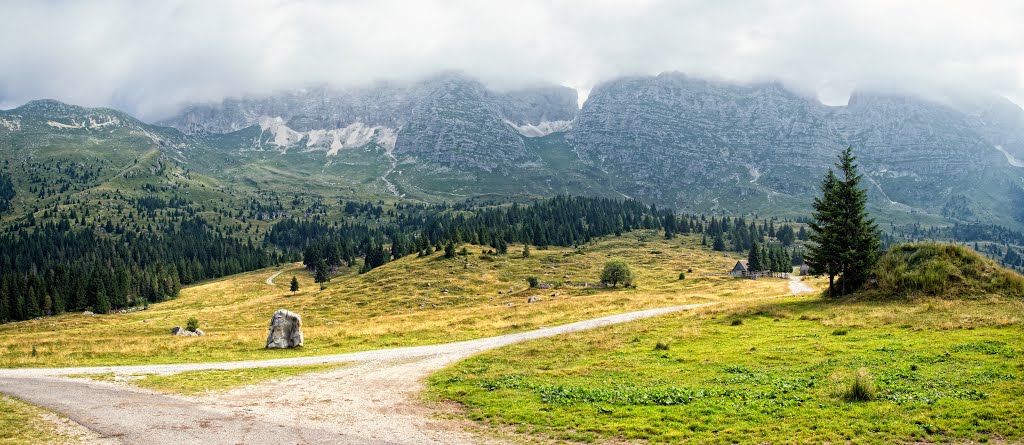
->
[[290, 275, 299, 295], [601, 260, 633, 287]]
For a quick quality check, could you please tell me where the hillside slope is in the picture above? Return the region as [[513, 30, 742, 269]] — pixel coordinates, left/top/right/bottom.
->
[[0, 232, 796, 367]]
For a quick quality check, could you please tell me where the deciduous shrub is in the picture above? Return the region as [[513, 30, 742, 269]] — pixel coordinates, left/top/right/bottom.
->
[[186, 317, 200, 332]]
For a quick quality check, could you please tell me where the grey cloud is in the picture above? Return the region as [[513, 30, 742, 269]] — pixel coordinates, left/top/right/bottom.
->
[[1, 0, 1021, 120]]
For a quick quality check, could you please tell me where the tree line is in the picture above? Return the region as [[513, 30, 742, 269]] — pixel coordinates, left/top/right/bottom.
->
[[0, 216, 276, 323], [278, 195, 806, 278]]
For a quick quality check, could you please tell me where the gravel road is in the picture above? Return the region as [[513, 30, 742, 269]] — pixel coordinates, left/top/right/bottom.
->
[[0, 302, 715, 444]]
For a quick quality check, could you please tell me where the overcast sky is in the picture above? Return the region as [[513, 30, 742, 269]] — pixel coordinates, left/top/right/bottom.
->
[[1, 0, 1022, 121]]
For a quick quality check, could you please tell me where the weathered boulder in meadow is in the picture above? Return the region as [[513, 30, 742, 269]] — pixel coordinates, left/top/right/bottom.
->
[[170, 326, 205, 336], [266, 309, 303, 349]]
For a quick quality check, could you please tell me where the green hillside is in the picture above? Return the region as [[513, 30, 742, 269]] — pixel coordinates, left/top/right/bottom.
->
[[430, 245, 1024, 444]]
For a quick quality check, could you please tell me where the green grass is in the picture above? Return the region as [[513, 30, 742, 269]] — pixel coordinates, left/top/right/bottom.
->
[[70, 364, 340, 395], [0, 395, 88, 445], [429, 296, 1024, 444], [868, 242, 1024, 299]]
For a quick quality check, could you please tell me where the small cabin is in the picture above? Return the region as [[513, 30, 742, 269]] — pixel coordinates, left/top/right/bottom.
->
[[799, 264, 810, 276], [729, 260, 749, 277]]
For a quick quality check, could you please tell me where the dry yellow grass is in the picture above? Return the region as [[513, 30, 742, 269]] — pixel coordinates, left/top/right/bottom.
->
[[0, 395, 91, 445], [0, 231, 809, 367]]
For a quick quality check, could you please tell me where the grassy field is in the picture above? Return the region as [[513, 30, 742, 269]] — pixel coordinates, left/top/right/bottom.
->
[[0, 395, 90, 445], [429, 295, 1024, 444], [0, 231, 795, 367]]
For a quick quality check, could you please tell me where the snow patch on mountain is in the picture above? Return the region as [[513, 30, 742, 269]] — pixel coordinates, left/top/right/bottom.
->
[[322, 123, 397, 156], [507, 120, 572, 137], [47, 120, 85, 129], [256, 116, 396, 154], [46, 115, 122, 130], [994, 145, 1024, 167], [0, 118, 20, 131], [258, 117, 303, 147]]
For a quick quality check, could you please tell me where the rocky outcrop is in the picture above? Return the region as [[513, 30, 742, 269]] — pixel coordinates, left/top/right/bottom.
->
[[158, 74, 579, 170], [266, 309, 303, 349], [170, 326, 205, 336], [567, 72, 1022, 221]]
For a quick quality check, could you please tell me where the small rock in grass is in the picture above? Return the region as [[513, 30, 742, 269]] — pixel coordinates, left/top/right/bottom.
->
[[82, 311, 94, 316], [527, 296, 540, 303]]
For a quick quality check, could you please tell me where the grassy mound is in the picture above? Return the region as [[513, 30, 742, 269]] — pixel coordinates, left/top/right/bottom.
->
[[870, 242, 1024, 299]]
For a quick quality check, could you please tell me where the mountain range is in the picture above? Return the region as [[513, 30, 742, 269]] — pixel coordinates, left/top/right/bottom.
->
[[3, 72, 1024, 229]]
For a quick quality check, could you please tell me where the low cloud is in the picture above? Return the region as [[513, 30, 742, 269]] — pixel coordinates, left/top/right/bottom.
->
[[1, 0, 1022, 120]]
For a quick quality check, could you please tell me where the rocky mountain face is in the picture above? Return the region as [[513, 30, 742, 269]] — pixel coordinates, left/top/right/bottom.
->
[[1, 99, 192, 158], [567, 73, 1023, 223], [159, 73, 579, 171], [7, 72, 1024, 228], [953, 96, 1024, 164]]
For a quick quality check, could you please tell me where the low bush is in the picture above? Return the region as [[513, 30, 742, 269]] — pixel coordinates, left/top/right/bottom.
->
[[186, 317, 200, 332]]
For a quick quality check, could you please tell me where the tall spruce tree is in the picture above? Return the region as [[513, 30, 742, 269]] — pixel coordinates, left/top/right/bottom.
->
[[748, 241, 762, 273], [807, 148, 880, 296], [314, 258, 330, 290]]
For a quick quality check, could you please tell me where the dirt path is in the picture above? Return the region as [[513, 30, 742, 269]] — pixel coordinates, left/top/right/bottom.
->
[[0, 303, 715, 444], [789, 275, 816, 295], [265, 268, 285, 285]]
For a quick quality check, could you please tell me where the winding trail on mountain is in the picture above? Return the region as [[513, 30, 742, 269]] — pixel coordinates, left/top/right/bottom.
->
[[381, 148, 401, 197], [0, 303, 716, 445], [265, 269, 286, 286]]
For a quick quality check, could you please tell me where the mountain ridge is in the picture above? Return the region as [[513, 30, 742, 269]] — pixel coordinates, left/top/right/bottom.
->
[[3, 72, 1023, 229]]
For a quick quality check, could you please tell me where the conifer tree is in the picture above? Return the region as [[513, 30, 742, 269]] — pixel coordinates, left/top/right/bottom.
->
[[290, 276, 299, 295], [315, 258, 329, 290], [712, 234, 726, 252], [807, 148, 880, 296], [747, 241, 762, 273]]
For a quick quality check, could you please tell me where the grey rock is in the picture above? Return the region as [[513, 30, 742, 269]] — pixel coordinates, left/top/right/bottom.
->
[[527, 296, 540, 303], [82, 311, 94, 316], [159, 73, 577, 171], [171, 326, 203, 336], [567, 72, 1021, 222], [266, 309, 303, 349]]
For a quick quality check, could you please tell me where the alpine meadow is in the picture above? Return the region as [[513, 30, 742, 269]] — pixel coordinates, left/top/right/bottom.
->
[[1, 2, 1024, 444]]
